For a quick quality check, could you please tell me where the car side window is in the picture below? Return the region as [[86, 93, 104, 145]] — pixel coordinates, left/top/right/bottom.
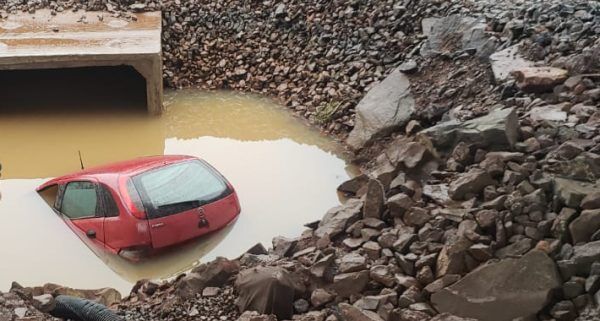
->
[[99, 185, 119, 218], [61, 181, 99, 219]]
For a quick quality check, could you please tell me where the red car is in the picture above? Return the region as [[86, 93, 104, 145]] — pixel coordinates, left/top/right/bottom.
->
[[37, 155, 241, 261]]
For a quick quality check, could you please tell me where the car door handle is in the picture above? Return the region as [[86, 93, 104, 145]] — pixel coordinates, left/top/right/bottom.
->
[[151, 222, 165, 229], [86, 229, 96, 239]]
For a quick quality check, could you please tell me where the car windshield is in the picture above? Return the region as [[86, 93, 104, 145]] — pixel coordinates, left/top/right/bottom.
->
[[133, 160, 229, 218]]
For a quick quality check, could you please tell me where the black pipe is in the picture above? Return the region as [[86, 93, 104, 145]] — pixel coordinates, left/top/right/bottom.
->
[[49, 295, 124, 321]]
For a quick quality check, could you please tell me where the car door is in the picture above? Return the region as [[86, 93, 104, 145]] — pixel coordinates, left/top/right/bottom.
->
[[58, 180, 106, 247]]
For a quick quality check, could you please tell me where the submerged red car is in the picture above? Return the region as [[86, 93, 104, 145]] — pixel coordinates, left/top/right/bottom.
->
[[37, 155, 241, 261]]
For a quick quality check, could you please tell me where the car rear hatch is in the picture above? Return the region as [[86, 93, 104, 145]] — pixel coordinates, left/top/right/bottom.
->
[[129, 159, 240, 249]]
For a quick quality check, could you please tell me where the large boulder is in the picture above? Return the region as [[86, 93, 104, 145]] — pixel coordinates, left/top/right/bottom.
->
[[347, 68, 415, 150], [315, 199, 363, 238], [420, 15, 491, 58], [176, 257, 240, 298], [553, 178, 600, 208], [235, 266, 304, 320], [569, 209, 600, 244], [431, 251, 561, 321], [420, 108, 519, 150]]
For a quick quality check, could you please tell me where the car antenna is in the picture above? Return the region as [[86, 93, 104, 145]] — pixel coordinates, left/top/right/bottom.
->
[[78, 150, 85, 170]]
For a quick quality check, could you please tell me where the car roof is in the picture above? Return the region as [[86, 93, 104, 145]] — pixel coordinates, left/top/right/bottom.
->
[[37, 155, 197, 190]]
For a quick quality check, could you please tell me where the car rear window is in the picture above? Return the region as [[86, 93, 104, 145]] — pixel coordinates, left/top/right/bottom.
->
[[133, 160, 230, 219]]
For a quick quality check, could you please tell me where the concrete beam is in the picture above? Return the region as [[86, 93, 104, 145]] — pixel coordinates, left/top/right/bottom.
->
[[0, 10, 163, 114]]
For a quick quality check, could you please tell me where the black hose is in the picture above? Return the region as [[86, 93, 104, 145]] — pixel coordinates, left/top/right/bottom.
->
[[49, 295, 124, 321]]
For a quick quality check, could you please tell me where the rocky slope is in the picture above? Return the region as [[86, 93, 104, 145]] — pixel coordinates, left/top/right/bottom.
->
[[1, 0, 600, 321]]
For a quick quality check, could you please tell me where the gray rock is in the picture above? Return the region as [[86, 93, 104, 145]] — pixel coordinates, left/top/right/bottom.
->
[[421, 15, 489, 57], [387, 193, 414, 217], [176, 257, 240, 298], [550, 300, 576, 321], [236, 266, 303, 320], [340, 252, 367, 273], [315, 199, 363, 238], [420, 108, 519, 150], [569, 241, 600, 276], [369, 265, 395, 287], [511, 67, 569, 93], [339, 303, 384, 321], [347, 68, 414, 150], [495, 238, 533, 259], [338, 174, 369, 195], [32, 294, 55, 313], [569, 209, 600, 244], [421, 17, 440, 37], [431, 251, 561, 321], [398, 60, 418, 74], [393, 233, 417, 254], [332, 271, 370, 298], [553, 178, 600, 208], [585, 275, 600, 294], [436, 236, 472, 277], [449, 168, 495, 200], [294, 299, 309, 314], [581, 192, 600, 209], [237, 311, 277, 321], [404, 207, 431, 227], [529, 104, 568, 122], [311, 288, 335, 308], [363, 180, 385, 219], [423, 184, 451, 204], [489, 46, 534, 82], [430, 313, 479, 321]]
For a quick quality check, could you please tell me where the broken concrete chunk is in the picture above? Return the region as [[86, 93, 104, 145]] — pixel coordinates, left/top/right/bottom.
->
[[347, 68, 415, 150]]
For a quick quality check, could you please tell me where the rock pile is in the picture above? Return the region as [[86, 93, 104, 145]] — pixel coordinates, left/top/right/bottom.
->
[[1, 0, 600, 321]]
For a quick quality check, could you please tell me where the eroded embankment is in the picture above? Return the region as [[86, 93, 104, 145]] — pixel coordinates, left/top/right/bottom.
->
[[1, 0, 600, 321]]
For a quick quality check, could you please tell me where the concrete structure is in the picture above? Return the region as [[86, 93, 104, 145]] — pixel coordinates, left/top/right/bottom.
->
[[0, 10, 163, 114]]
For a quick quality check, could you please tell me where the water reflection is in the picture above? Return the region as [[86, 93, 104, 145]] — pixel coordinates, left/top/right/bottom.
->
[[0, 89, 355, 294]]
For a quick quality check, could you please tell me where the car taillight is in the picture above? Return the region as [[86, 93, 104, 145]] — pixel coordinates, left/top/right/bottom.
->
[[118, 245, 151, 261], [118, 176, 146, 219]]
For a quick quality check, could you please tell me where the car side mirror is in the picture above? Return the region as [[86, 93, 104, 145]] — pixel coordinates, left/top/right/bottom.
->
[[86, 229, 96, 239]]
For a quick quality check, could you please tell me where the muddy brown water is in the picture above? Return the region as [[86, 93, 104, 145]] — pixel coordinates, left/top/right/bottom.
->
[[0, 77, 355, 294]]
